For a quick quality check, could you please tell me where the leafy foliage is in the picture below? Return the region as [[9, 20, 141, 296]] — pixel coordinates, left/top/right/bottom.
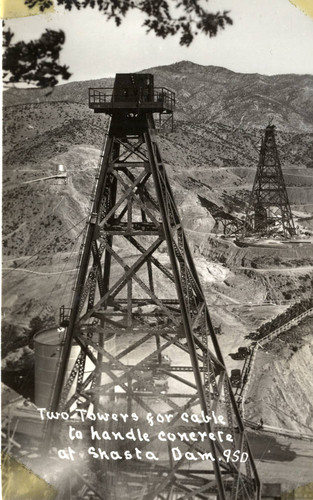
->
[[3, 27, 71, 88], [24, 0, 232, 46], [3, 0, 232, 88]]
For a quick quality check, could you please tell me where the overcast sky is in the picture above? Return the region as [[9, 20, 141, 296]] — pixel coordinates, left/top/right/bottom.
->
[[6, 0, 313, 82]]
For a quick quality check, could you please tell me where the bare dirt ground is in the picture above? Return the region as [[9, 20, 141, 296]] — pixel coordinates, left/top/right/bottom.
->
[[248, 431, 313, 491], [245, 318, 313, 431]]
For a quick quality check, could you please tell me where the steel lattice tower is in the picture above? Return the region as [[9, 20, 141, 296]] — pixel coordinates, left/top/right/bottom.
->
[[46, 74, 260, 500], [243, 125, 295, 238]]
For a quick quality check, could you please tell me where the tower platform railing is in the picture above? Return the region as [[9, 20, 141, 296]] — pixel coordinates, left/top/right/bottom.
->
[[89, 86, 175, 114]]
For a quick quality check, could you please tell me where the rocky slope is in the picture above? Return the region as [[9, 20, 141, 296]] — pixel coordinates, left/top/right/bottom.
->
[[247, 316, 313, 434], [4, 61, 313, 133]]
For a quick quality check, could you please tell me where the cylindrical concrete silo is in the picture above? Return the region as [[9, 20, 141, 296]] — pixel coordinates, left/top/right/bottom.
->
[[55, 164, 67, 185], [33, 327, 78, 408], [33, 326, 116, 410], [56, 164, 65, 174]]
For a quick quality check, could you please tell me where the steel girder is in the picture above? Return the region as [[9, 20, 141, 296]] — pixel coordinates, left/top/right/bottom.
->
[[47, 112, 260, 500]]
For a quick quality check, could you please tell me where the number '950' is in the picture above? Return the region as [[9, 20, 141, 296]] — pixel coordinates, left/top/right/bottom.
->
[[223, 450, 249, 462]]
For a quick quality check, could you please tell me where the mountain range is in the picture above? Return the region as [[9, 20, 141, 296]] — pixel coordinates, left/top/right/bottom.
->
[[4, 61, 313, 132]]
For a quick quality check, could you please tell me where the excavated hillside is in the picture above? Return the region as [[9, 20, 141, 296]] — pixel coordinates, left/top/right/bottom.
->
[[2, 63, 313, 452], [246, 315, 313, 434]]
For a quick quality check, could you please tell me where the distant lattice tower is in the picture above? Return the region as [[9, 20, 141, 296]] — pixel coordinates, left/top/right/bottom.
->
[[243, 125, 296, 238]]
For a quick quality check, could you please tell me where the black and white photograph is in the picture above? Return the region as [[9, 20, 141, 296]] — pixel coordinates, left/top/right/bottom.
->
[[2, 1, 313, 499]]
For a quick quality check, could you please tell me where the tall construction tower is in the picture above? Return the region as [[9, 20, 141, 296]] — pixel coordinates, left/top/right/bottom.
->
[[47, 73, 260, 499], [243, 124, 295, 238]]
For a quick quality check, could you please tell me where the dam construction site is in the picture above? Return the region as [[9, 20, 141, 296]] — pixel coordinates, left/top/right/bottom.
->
[[2, 62, 313, 500]]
